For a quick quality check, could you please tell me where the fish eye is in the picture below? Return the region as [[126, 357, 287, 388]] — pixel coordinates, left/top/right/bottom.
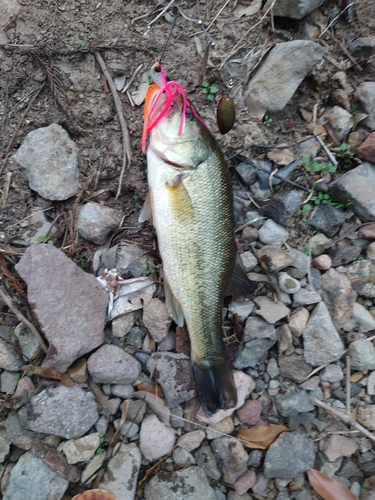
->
[[185, 107, 194, 120]]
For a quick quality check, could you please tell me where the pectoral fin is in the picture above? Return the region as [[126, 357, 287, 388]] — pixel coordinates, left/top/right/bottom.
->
[[164, 277, 184, 326], [139, 191, 153, 223], [225, 251, 257, 296], [166, 176, 193, 224]]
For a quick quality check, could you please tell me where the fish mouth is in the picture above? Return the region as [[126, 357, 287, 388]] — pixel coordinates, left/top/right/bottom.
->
[[149, 144, 196, 170]]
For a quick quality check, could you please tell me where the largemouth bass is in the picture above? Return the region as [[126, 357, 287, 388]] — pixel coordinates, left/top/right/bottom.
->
[[140, 67, 255, 415]]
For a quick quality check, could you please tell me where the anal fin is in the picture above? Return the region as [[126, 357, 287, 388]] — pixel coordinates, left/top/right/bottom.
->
[[225, 251, 257, 297], [164, 277, 184, 326]]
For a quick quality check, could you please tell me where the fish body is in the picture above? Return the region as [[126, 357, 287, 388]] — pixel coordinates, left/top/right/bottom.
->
[[141, 73, 254, 414]]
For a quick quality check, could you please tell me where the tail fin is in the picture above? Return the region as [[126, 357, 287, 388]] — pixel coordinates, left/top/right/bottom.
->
[[192, 359, 237, 416]]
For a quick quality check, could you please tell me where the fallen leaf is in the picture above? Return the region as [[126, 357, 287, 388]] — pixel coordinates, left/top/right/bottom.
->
[[133, 390, 170, 426], [138, 458, 163, 487], [233, 0, 262, 18], [267, 148, 295, 165], [131, 71, 149, 106], [238, 424, 290, 449], [307, 468, 359, 500], [71, 490, 116, 500], [21, 365, 73, 387], [137, 382, 164, 399]]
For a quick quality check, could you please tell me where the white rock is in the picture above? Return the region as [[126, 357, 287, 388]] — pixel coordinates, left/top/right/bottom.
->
[[140, 415, 176, 461], [206, 417, 234, 440], [81, 453, 106, 484], [258, 219, 289, 246], [228, 300, 254, 321], [112, 313, 135, 338], [319, 106, 354, 141], [143, 298, 172, 342], [177, 430, 206, 452], [62, 433, 100, 464], [288, 307, 309, 336], [278, 272, 301, 294], [342, 302, 375, 333], [240, 251, 258, 272]]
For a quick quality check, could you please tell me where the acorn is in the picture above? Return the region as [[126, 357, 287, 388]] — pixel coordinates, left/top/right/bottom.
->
[[216, 95, 236, 134]]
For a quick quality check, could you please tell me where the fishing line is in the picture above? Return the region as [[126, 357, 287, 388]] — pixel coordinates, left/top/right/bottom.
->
[[158, 7, 178, 66]]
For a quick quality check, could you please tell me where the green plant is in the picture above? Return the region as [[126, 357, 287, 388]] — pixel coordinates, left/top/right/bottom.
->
[[330, 198, 356, 209], [138, 156, 147, 165], [314, 192, 332, 205], [132, 192, 140, 200], [263, 115, 273, 127], [304, 242, 311, 255], [146, 263, 156, 276], [255, 38, 262, 45], [337, 143, 353, 159], [37, 235, 53, 245], [299, 203, 313, 223], [76, 40, 86, 48], [77, 251, 88, 268], [201, 81, 219, 101], [96, 437, 105, 455], [132, 139, 139, 147], [351, 104, 360, 116], [302, 156, 336, 174]]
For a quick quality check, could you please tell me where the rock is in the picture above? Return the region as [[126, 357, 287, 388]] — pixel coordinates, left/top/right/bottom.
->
[[77, 202, 122, 245], [288, 307, 309, 336], [211, 437, 248, 483], [81, 453, 106, 484], [256, 159, 300, 188], [342, 302, 375, 333], [62, 433, 99, 464], [303, 302, 345, 366], [278, 353, 312, 383], [111, 384, 134, 399], [0, 371, 19, 394], [3, 451, 69, 500], [147, 353, 195, 407], [321, 269, 356, 328], [259, 191, 302, 226], [237, 399, 262, 426], [359, 223, 375, 239], [287, 249, 310, 278], [15, 245, 107, 372], [347, 340, 375, 371], [313, 255, 332, 270], [0, 327, 22, 371], [68, 358, 87, 383], [114, 419, 139, 438], [358, 131, 375, 164], [320, 364, 344, 383], [332, 88, 351, 111], [265, 0, 325, 18], [257, 246, 294, 273], [10, 124, 79, 200], [206, 417, 234, 440], [245, 41, 324, 112], [331, 163, 375, 222], [277, 324, 294, 355], [322, 435, 358, 461], [173, 447, 195, 468], [346, 260, 375, 297], [348, 129, 369, 151], [309, 203, 347, 237], [99, 443, 141, 499], [197, 371, 255, 424], [14, 323, 41, 360], [157, 331, 176, 351], [330, 244, 362, 267], [143, 298, 172, 342], [18, 384, 99, 439], [140, 415, 175, 461], [234, 469, 256, 495], [318, 106, 354, 141], [309, 234, 332, 257], [276, 390, 315, 417], [278, 272, 301, 295], [88, 345, 141, 384], [244, 316, 277, 342], [355, 82, 375, 129], [195, 445, 221, 480], [254, 296, 290, 323], [144, 467, 217, 500], [264, 432, 316, 478], [116, 242, 149, 279], [235, 337, 275, 368], [177, 430, 206, 452], [242, 226, 258, 243], [0, 425, 10, 462], [348, 37, 375, 60], [357, 405, 375, 431], [228, 300, 254, 321], [367, 371, 375, 396], [240, 251, 258, 272], [258, 219, 289, 246], [235, 162, 257, 185], [267, 358, 279, 378], [112, 313, 136, 338], [292, 288, 321, 307], [21, 207, 57, 245], [124, 399, 147, 424]]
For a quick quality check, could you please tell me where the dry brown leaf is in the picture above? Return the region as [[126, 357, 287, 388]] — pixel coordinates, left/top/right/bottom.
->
[[238, 424, 290, 449], [71, 490, 116, 500], [267, 148, 295, 165], [138, 459, 163, 487], [307, 468, 359, 500], [21, 365, 73, 387]]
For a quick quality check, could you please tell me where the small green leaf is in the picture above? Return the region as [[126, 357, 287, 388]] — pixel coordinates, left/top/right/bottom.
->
[[202, 81, 210, 88], [207, 93, 215, 101], [209, 85, 219, 94], [201, 88, 209, 94]]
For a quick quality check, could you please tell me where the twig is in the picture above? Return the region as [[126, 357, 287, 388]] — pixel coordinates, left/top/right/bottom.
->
[[310, 397, 375, 443], [0, 287, 48, 353], [206, 0, 231, 31], [148, 0, 176, 28], [314, 134, 338, 167], [346, 355, 351, 416], [325, 30, 362, 71], [94, 52, 132, 199], [305, 362, 330, 380], [121, 64, 143, 93], [1, 172, 12, 208], [319, 3, 354, 37]]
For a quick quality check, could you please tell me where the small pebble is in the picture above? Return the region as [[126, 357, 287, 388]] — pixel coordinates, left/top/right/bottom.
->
[[237, 400, 262, 426], [313, 254, 332, 270]]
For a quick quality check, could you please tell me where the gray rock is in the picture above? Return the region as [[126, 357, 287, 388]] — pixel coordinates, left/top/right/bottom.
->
[[235, 162, 257, 185], [276, 390, 315, 417], [308, 233, 332, 257], [112, 313, 135, 338], [195, 445, 221, 480], [240, 251, 258, 272], [173, 447, 195, 468], [259, 191, 302, 226], [143, 298, 172, 342], [303, 302, 345, 366], [287, 248, 310, 278], [245, 210, 265, 229], [18, 384, 99, 439], [254, 296, 290, 323], [0, 327, 22, 371], [62, 433, 100, 464], [318, 106, 354, 141], [265, 0, 325, 18], [10, 123, 79, 200], [99, 443, 141, 500], [320, 364, 344, 383], [278, 272, 301, 294], [116, 242, 149, 278], [258, 219, 289, 246], [147, 353, 195, 407], [15, 245, 107, 372], [355, 82, 375, 129], [21, 208, 57, 245], [3, 451, 68, 500], [264, 432, 316, 478], [158, 330, 176, 351], [347, 340, 375, 371], [278, 353, 312, 383], [111, 384, 134, 399], [87, 345, 141, 384], [342, 302, 375, 333], [321, 268, 357, 328], [14, 323, 41, 360], [140, 415, 176, 461], [292, 288, 321, 307], [276, 324, 294, 355], [244, 316, 277, 343], [348, 37, 375, 60], [228, 300, 254, 321], [234, 339, 276, 369], [267, 358, 279, 378], [211, 437, 248, 484], [246, 41, 324, 112], [77, 202, 122, 245], [124, 399, 147, 425], [257, 245, 295, 273], [144, 467, 217, 500], [0, 371, 19, 394], [114, 419, 139, 438], [0, 424, 10, 462], [309, 203, 347, 237]]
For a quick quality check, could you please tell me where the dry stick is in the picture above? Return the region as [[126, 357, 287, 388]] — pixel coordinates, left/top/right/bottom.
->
[[325, 30, 362, 72], [314, 133, 338, 167], [94, 52, 132, 200], [320, 2, 354, 36], [310, 397, 375, 443], [148, 0, 176, 27], [206, 0, 231, 31], [0, 287, 48, 354]]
